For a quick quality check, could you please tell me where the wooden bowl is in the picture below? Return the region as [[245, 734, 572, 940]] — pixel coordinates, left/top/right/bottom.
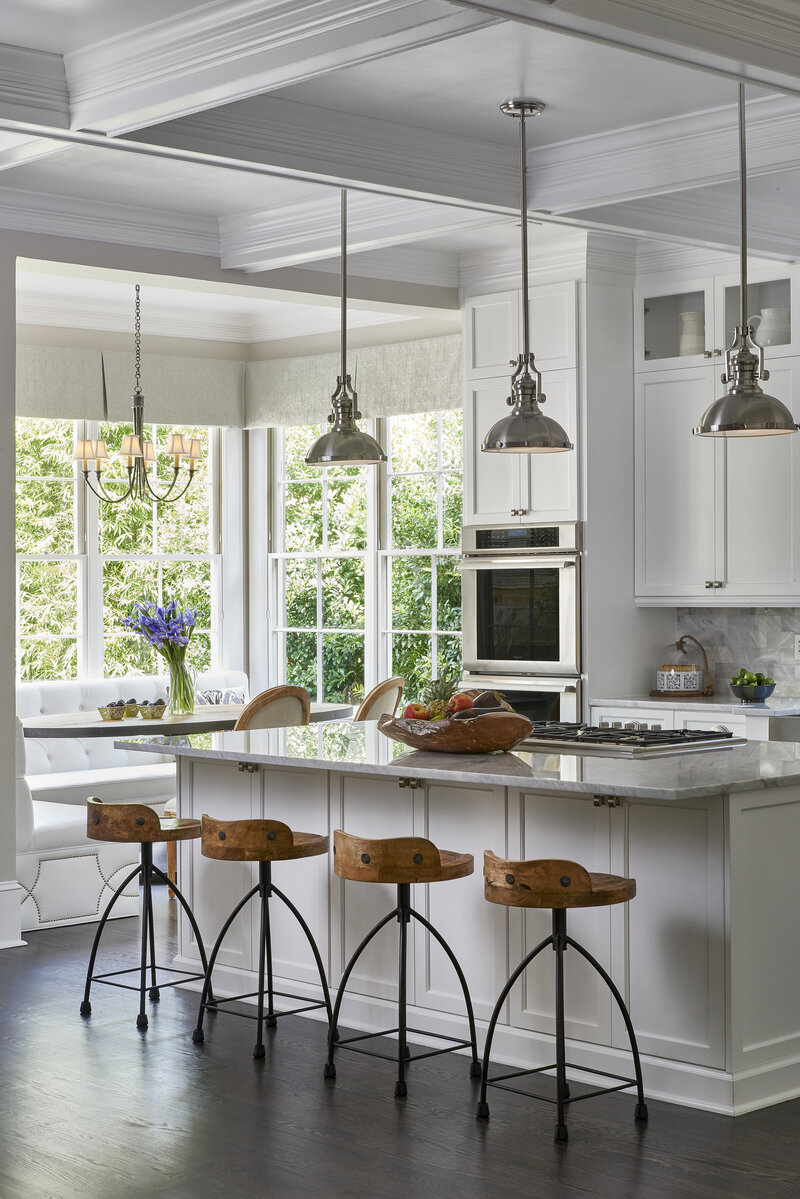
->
[[378, 710, 533, 754]]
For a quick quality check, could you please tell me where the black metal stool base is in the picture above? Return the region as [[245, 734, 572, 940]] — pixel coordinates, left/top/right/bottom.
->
[[80, 842, 209, 1030], [193, 861, 333, 1060], [324, 883, 481, 1097], [476, 908, 647, 1141]]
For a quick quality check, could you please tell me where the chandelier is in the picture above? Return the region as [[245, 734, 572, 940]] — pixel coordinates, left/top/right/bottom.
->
[[74, 284, 202, 504]]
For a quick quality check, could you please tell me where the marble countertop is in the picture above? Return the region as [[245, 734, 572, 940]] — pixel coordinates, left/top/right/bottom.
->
[[590, 694, 800, 716], [118, 720, 800, 802]]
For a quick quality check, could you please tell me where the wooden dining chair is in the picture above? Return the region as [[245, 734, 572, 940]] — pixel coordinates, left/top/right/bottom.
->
[[353, 677, 404, 722], [233, 685, 311, 731]]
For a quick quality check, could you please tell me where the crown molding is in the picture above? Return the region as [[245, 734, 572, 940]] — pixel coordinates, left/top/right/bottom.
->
[[132, 95, 518, 211], [635, 242, 739, 280], [0, 187, 219, 255], [68, 0, 498, 135], [306, 244, 461, 288], [220, 190, 496, 272], [0, 44, 68, 127], [530, 95, 800, 215], [459, 227, 589, 292]]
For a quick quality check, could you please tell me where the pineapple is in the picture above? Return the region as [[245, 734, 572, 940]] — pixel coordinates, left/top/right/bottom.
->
[[421, 674, 459, 721]]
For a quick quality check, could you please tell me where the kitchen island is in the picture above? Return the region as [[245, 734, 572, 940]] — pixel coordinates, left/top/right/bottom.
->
[[122, 723, 800, 1115]]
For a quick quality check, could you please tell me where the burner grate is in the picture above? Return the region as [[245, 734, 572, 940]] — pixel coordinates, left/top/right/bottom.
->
[[522, 721, 744, 756]]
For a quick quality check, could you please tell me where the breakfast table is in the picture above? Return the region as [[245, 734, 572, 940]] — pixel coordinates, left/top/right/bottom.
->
[[22, 701, 353, 738]]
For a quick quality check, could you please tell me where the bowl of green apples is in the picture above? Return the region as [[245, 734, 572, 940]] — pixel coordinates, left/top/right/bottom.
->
[[730, 667, 775, 703]]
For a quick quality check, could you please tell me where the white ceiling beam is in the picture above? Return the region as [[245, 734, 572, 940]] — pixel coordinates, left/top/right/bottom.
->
[[219, 191, 505, 272], [0, 44, 68, 127], [126, 95, 519, 211], [453, 0, 800, 97], [530, 94, 800, 214], [67, 0, 498, 135]]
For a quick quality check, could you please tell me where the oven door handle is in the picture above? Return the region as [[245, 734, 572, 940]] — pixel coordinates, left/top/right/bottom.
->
[[458, 556, 577, 571]]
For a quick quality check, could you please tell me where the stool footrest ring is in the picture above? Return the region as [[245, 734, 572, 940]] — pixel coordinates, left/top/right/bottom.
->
[[199, 988, 328, 1023], [485, 1060, 641, 1106], [333, 1025, 473, 1065]]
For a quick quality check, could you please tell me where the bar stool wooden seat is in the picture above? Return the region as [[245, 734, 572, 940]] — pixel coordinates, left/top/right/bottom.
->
[[477, 852, 648, 1141], [192, 815, 333, 1060], [81, 797, 209, 1031], [324, 830, 481, 1098]]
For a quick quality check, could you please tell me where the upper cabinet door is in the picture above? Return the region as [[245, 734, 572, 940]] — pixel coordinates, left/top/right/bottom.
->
[[721, 360, 800, 599], [716, 270, 794, 361], [634, 366, 720, 599], [463, 376, 524, 525], [528, 280, 577, 373], [520, 368, 579, 523], [464, 292, 519, 379], [635, 278, 716, 371]]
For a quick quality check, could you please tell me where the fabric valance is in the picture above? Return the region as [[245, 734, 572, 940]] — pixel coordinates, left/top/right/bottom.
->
[[102, 351, 244, 427], [245, 333, 462, 428], [16, 346, 105, 420]]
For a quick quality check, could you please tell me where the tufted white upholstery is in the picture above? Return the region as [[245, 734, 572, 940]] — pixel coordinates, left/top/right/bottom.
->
[[15, 671, 249, 933]]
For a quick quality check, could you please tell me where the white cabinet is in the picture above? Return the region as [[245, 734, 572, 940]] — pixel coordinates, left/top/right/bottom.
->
[[635, 357, 800, 604], [463, 282, 579, 526], [636, 269, 795, 371]]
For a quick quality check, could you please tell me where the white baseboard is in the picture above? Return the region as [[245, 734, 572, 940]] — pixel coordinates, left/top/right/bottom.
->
[[0, 879, 26, 949], [172, 956, 800, 1115]]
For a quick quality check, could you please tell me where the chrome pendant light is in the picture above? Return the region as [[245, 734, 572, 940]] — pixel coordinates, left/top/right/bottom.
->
[[482, 100, 573, 455], [694, 85, 797, 437], [305, 190, 386, 466]]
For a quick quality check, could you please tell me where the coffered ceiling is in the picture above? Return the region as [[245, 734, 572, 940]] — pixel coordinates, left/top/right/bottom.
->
[[2, 0, 800, 340]]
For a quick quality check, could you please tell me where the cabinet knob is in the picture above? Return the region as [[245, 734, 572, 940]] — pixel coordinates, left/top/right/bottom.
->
[[714, 349, 723, 356], [705, 580, 714, 588], [703, 350, 712, 358], [714, 580, 724, 588]]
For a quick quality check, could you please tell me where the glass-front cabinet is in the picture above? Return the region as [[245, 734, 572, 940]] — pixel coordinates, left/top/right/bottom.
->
[[636, 269, 795, 370]]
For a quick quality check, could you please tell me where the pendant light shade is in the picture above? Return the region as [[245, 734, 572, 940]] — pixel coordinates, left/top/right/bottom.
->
[[306, 191, 387, 467], [482, 100, 572, 456], [694, 86, 797, 438]]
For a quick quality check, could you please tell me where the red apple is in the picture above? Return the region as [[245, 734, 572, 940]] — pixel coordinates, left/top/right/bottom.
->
[[403, 702, 430, 720], [447, 692, 474, 713]]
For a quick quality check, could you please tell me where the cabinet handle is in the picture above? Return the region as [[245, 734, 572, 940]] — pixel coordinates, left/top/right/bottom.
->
[[714, 580, 724, 588], [703, 350, 712, 358], [714, 348, 723, 356], [705, 580, 714, 588], [237, 762, 259, 773], [398, 777, 423, 790]]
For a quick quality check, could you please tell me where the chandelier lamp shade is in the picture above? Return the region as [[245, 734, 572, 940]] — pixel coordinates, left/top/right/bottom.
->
[[482, 100, 573, 455], [73, 284, 203, 504], [693, 85, 797, 437], [305, 190, 387, 466]]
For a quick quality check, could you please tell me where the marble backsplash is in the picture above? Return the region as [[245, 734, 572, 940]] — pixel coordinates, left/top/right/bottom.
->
[[676, 609, 800, 692]]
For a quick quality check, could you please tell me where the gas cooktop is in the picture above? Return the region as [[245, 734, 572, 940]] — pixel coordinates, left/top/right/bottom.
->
[[520, 722, 748, 757]]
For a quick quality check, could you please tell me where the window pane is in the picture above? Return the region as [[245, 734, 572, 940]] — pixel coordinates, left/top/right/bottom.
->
[[284, 482, 323, 551], [16, 418, 73, 478], [16, 479, 75, 554], [391, 476, 437, 549], [188, 630, 211, 673], [322, 633, 364, 702], [162, 561, 212, 628], [99, 495, 155, 554], [391, 557, 432, 630], [18, 561, 78, 636], [436, 557, 461, 631], [285, 425, 321, 479], [321, 559, 364, 628], [442, 472, 462, 548], [104, 632, 159, 677], [391, 633, 432, 701], [285, 559, 317, 628], [437, 635, 462, 680], [103, 561, 160, 637], [328, 480, 367, 551], [157, 486, 211, 555], [286, 631, 317, 696], [391, 413, 437, 473], [441, 409, 463, 469], [18, 638, 77, 681]]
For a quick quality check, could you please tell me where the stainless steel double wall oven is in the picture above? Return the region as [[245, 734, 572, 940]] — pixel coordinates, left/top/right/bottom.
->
[[459, 522, 582, 722]]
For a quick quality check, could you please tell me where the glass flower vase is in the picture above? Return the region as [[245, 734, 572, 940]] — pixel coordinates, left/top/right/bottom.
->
[[167, 656, 195, 716]]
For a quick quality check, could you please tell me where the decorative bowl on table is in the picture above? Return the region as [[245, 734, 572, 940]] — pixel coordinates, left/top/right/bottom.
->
[[730, 683, 775, 704], [377, 710, 533, 754], [97, 705, 126, 721], [138, 702, 167, 720]]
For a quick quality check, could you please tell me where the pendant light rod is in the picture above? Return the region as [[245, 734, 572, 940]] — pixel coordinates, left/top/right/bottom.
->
[[519, 106, 531, 361], [738, 82, 748, 332], [340, 189, 347, 383]]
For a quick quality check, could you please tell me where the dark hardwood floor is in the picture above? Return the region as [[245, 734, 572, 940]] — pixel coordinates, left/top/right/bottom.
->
[[2, 891, 799, 1199]]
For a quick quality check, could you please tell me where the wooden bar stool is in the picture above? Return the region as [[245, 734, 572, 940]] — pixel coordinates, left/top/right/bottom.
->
[[192, 816, 333, 1060], [81, 797, 209, 1031], [476, 852, 648, 1141], [324, 830, 481, 1098]]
